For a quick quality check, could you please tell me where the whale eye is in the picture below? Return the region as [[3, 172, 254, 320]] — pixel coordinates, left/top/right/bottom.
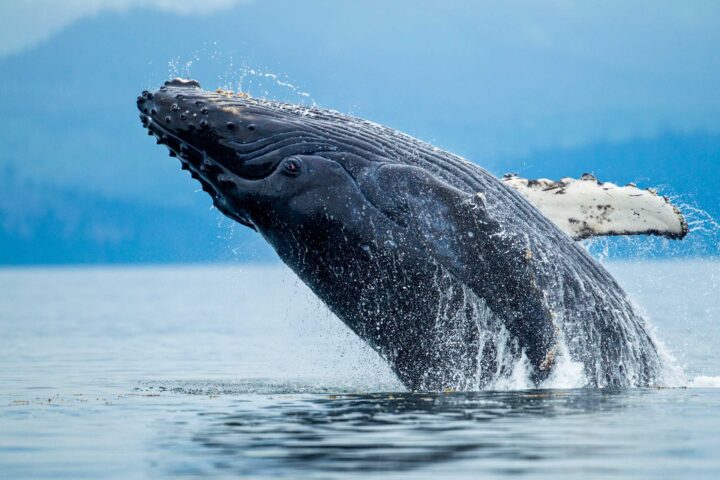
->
[[282, 157, 303, 176]]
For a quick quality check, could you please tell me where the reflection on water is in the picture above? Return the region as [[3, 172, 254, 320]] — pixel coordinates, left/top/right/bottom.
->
[[188, 390, 623, 475], [141, 387, 720, 479]]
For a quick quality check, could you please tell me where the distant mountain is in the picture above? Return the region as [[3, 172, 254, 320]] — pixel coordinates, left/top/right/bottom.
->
[[0, 175, 274, 265], [1, 131, 717, 264], [2, 1, 720, 204], [1, 1, 718, 263], [494, 131, 720, 215]]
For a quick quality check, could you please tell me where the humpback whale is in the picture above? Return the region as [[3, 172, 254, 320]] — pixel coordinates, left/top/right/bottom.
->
[[137, 78, 686, 390]]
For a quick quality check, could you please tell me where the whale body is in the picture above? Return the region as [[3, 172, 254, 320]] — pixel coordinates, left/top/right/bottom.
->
[[137, 79, 678, 390]]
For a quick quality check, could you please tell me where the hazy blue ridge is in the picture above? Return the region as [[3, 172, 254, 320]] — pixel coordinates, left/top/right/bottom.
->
[[499, 131, 720, 196], [2, 132, 717, 264], [0, 176, 274, 265], [1, 1, 718, 264]]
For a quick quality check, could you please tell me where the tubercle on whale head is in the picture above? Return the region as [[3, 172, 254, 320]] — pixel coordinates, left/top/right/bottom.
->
[[136, 78, 370, 237], [137, 78, 305, 229], [137, 78, 298, 174]]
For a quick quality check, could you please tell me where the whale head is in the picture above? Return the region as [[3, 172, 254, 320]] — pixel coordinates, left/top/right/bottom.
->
[[136, 78, 389, 258]]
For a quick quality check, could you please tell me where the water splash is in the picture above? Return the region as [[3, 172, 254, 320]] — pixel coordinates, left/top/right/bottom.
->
[[577, 193, 720, 388], [583, 192, 720, 262], [165, 43, 315, 106]]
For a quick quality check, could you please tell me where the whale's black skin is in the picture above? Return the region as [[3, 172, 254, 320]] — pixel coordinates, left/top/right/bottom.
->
[[137, 79, 663, 390]]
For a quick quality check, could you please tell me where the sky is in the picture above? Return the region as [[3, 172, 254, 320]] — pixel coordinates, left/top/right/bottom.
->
[[1, 0, 719, 263]]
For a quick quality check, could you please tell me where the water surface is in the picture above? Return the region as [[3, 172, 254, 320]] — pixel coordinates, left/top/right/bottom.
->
[[1, 261, 719, 479]]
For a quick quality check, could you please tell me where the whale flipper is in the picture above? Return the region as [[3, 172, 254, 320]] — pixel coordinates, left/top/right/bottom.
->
[[502, 174, 688, 240]]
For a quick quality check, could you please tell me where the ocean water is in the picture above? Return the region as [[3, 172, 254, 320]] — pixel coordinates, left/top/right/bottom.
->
[[0, 260, 719, 479]]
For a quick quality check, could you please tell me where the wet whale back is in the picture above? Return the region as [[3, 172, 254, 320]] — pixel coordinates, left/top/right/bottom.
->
[[292, 107, 663, 387]]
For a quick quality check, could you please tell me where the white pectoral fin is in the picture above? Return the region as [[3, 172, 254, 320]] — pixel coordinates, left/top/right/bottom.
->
[[502, 173, 688, 240]]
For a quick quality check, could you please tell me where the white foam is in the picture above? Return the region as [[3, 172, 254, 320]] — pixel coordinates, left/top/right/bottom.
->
[[540, 345, 587, 389], [490, 353, 533, 391]]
